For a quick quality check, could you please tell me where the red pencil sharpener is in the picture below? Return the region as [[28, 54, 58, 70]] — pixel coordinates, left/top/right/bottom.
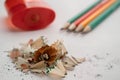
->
[[5, 0, 56, 31]]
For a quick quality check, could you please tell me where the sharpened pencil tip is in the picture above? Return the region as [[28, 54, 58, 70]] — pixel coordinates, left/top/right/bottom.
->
[[68, 24, 76, 31], [61, 22, 70, 30], [82, 26, 91, 33], [75, 24, 84, 32]]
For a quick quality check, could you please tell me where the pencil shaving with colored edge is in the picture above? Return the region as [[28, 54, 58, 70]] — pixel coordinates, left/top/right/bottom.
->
[[56, 60, 67, 75], [7, 36, 85, 79]]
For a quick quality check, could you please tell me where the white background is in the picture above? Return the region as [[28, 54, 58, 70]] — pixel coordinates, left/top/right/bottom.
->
[[0, 0, 120, 80]]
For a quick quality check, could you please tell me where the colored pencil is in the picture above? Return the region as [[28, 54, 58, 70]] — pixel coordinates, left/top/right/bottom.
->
[[68, 0, 109, 31], [61, 0, 101, 30], [75, 0, 116, 32], [83, 1, 120, 33]]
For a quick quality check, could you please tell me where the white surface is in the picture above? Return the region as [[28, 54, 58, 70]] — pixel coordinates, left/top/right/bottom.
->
[[0, 0, 120, 80]]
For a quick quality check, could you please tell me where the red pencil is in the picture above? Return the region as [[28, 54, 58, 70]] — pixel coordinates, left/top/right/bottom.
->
[[68, 0, 109, 31]]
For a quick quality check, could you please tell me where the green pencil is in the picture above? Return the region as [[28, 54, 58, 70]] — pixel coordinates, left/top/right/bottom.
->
[[83, 1, 120, 33], [61, 0, 101, 30]]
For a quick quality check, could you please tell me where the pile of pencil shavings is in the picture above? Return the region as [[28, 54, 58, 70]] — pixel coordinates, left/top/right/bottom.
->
[[8, 36, 85, 79]]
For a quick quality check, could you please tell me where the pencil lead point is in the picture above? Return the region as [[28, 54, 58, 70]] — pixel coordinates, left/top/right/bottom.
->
[[75, 24, 83, 32], [68, 24, 76, 31], [61, 22, 70, 30], [82, 26, 91, 33]]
